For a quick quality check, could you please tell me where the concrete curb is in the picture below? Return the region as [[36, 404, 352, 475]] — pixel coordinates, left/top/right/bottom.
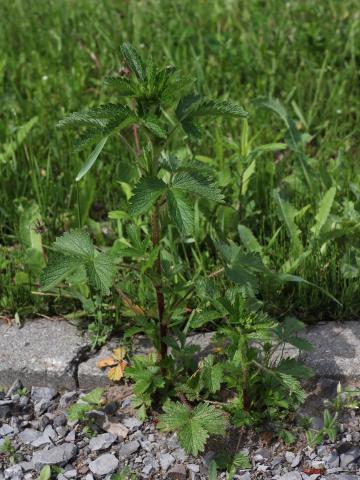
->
[[1, 318, 360, 390]]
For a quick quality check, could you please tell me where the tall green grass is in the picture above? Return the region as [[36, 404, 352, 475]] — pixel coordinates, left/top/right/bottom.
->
[[1, 0, 360, 320]]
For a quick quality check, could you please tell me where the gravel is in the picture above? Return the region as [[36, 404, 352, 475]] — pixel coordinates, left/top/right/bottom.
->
[[3, 377, 360, 478]]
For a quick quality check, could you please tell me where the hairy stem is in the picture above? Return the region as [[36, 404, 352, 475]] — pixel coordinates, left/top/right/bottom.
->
[[151, 204, 167, 361]]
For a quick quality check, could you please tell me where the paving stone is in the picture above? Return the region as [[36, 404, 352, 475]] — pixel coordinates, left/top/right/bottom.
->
[[89, 453, 119, 476], [300, 321, 360, 377], [0, 318, 90, 389]]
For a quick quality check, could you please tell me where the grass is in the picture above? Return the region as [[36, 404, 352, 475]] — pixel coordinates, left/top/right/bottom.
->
[[1, 0, 360, 322]]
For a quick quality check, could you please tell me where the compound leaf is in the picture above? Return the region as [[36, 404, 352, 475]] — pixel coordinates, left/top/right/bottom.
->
[[129, 177, 167, 216]]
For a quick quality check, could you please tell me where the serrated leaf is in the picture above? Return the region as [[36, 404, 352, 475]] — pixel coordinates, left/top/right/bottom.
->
[[191, 403, 225, 435], [121, 42, 145, 83], [159, 402, 224, 456], [311, 186, 336, 237], [87, 251, 116, 295], [177, 96, 248, 120], [172, 172, 223, 202], [129, 177, 167, 216], [287, 336, 313, 352], [201, 355, 223, 393], [141, 118, 167, 139], [103, 76, 137, 96], [178, 417, 209, 456], [40, 253, 82, 291], [53, 229, 94, 258], [167, 188, 194, 233], [76, 136, 108, 181]]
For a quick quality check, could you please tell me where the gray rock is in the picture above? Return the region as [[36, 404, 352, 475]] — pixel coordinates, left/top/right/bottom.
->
[[0, 424, 13, 436], [167, 464, 187, 479], [187, 464, 200, 473], [31, 386, 57, 403], [340, 447, 360, 468], [142, 464, 153, 475], [6, 379, 23, 398], [118, 440, 140, 459], [122, 416, 143, 431], [279, 473, 302, 480], [34, 399, 51, 416], [32, 443, 77, 469], [89, 453, 119, 476], [291, 453, 302, 467], [172, 447, 187, 462], [19, 428, 42, 444], [160, 452, 175, 471], [85, 475, 94, 480], [254, 447, 271, 459], [89, 433, 117, 452], [18, 462, 34, 473], [285, 451, 295, 464], [53, 413, 67, 427], [4, 464, 23, 480], [63, 470, 77, 479], [324, 453, 340, 469], [32, 424, 57, 447], [236, 474, 251, 480], [86, 410, 107, 429], [59, 391, 78, 409], [65, 430, 76, 442], [0, 400, 13, 419]]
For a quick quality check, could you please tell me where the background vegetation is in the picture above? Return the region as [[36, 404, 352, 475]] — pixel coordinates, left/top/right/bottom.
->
[[1, 0, 360, 325]]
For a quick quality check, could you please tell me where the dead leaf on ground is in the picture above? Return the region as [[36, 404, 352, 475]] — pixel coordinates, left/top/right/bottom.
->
[[96, 346, 128, 382]]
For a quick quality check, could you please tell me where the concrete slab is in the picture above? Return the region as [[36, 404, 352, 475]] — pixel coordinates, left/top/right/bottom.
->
[[0, 318, 90, 389], [2, 318, 360, 390], [300, 321, 360, 378]]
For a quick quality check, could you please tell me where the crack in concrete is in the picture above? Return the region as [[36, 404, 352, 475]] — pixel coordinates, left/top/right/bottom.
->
[[65, 344, 93, 389]]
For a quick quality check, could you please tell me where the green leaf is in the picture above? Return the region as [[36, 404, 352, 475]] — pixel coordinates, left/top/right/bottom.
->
[[87, 252, 116, 296], [191, 403, 225, 435], [241, 158, 256, 195], [286, 336, 313, 352], [167, 188, 193, 233], [177, 96, 248, 119], [178, 417, 209, 456], [237, 225, 263, 256], [53, 229, 94, 258], [19, 203, 44, 253], [39, 465, 51, 480], [172, 172, 223, 202], [201, 355, 223, 393], [104, 76, 137, 96], [82, 387, 104, 405], [273, 189, 303, 256], [129, 177, 167, 216], [0, 116, 38, 164], [40, 253, 83, 291], [311, 186, 337, 237], [121, 42, 145, 83], [159, 401, 225, 456], [76, 136, 108, 181], [208, 460, 217, 480], [141, 117, 167, 139]]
